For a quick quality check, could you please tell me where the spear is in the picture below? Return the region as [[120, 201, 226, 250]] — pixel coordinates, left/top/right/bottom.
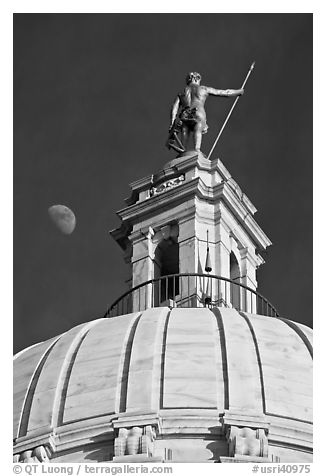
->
[[207, 61, 255, 160]]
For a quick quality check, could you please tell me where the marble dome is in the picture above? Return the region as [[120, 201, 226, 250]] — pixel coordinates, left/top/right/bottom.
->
[[13, 307, 313, 463]]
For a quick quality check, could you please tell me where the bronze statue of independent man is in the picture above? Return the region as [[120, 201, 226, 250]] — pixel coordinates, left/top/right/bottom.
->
[[166, 71, 244, 153]]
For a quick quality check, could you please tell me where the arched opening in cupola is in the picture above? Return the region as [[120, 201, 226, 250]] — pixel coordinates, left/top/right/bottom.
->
[[154, 238, 179, 304], [230, 251, 241, 309]]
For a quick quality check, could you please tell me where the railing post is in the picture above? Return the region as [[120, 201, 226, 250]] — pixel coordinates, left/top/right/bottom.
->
[[243, 286, 247, 312], [188, 275, 190, 307]]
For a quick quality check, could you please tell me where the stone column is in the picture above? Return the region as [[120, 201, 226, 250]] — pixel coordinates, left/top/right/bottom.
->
[[239, 248, 259, 314], [130, 228, 155, 312]]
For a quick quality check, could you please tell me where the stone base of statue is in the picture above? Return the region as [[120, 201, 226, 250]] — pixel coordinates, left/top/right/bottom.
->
[[164, 150, 209, 169]]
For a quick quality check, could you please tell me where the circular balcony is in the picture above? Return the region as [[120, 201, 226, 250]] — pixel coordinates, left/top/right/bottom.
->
[[106, 273, 279, 318]]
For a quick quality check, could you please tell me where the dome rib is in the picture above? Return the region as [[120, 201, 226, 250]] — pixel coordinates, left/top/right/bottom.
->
[[218, 308, 265, 415], [159, 309, 171, 410], [211, 308, 229, 410], [116, 312, 142, 414], [22, 321, 103, 437], [243, 313, 313, 424], [63, 313, 140, 424], [275, 318, 313, 358], [51, 320, 101, 428], [14, 335, 61, 440], [238, 311, 266, 414]]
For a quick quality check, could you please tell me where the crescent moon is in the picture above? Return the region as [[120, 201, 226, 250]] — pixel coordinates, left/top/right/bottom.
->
[[48, 205, 76, 235]]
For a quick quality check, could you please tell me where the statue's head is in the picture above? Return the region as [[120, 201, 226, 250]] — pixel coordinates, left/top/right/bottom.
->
[[186, 72, 201, 85]]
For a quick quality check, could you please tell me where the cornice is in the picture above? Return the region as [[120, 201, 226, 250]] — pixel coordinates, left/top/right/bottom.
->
[[54, 419, 115, 452], [13, 433, 56, 456], [110, 222, 132, 250], [125, 153, 219, 206], [13, 411, 313, 457], [13, 417, 117, 456], [114, 175, 272, 251], [112, 412, 162, 433], [222, 411, 270, 432], [116, 177, 200, 223], [123, 156, 258, 221], [196, 181, 272, 250], [125, 154, 199, 206]]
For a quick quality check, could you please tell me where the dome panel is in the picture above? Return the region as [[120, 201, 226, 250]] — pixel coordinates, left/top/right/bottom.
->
[[246, 314, 313, 421], [26, 322, 94, 435], [216, 308, 264, 414], [13, 336, 60, 439], [126, 307, 169, 412], [63, 313, 140, 423], [163, 308, 221, 409]]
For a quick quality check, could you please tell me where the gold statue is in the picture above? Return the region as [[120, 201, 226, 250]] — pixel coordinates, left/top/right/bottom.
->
[[167, 72, 244, 153]]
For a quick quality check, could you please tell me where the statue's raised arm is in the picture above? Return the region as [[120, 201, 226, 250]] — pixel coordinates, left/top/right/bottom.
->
[[166, 71, 245, 154], [206, 86, 244, 97]]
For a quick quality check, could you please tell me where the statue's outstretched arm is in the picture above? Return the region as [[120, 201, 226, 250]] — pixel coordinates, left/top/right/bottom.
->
[[206, 86, 244, 97], [169, 96, 180, 130]]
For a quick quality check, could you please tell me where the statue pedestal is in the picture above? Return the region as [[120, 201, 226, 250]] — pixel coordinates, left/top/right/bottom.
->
[[164, 150, 208, 169]]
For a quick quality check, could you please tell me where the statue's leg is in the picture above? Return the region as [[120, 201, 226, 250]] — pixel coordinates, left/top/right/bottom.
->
[[194, 125, 202, 151], [182, 125, 190, 151]]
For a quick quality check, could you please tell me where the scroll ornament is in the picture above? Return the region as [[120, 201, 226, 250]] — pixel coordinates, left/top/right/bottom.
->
[[13, 445, 51, 463], [227, 426, 268, 458], [114, 425, 156, 457]]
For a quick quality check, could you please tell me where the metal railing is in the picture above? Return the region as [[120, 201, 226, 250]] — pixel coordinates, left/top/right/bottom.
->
[[106, 273, 279, 318]]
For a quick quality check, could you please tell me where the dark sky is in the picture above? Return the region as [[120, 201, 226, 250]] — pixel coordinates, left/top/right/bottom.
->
[[14, 13, 312, 353]]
